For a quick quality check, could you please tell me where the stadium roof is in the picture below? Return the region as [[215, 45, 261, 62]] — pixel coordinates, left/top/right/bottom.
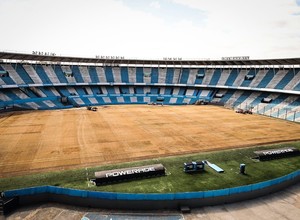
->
[[1, 51, 300, 66]]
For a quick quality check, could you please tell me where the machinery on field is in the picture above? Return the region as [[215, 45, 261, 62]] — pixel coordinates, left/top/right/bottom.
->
[[235, 108, 252, 114], [87, 106, 98, 111], [183, 161, 205, 173]]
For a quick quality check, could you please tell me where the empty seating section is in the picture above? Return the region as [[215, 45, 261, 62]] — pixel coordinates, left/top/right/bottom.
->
[[120, 67, 129, 83], [202, 69, 214, 85], [186, 89, 195, 96], [142, 86, 149, 94], [88, 66, 100, 83], [71, 66, 85, 83], [224, 90, 245, 106], [79, 66, 92, 83], [20, 87, 39, 98], [2, 64, 299, 91], [0, 65, 15, 85], [127, 67, 136, 83], [255, 93, 287, 114], [14, 64, 34, 84], [209, 69, 221, 85], [225, 69, 239, 86], [195, 69, 205, 84], [30, 87, 46, 97], [135, 87, 144, 94], [0, 62, 299, 121], [165, 68, 174, 84], [60, 65, 76, 84], [249, 69, 268, 88], [232, 69, 248, 87], [57, 87, 71, 96], [217, 69, 230, 86], [114, 86, 121, 94], [83, 87, 93, 95], [1, 64, 26, 84], [215, 90, 235, 103], [53, 65, 68, 83], [23, 65, 43, 84], [112, 67, 122, 83], [198, 90, 212, 99], [106, 86, 116, 94], [178, 88, 186, 95], [271, 96, 299, 118], [274, 69, 295, 90], [104, 66, 114, 83], [151, 68, 159, 84], [75, 87, 87, 96], [294, 81, 300, 91], [136, 67, 144, 83], [150, 87, 159, 94], [188, 69, 197, 85], [34, 65, 52, 84], [173, 69, 180, 84], [240, 69, 256, 87], [158, 68, 167, 83], [143, 67, 151, 84], [265, 69, 287, 89], [164, 87, 173, 95], [248, 93, 269, 107], [232, 91, 252, 107], [179, 69, 189, 84], [234, 91, 261, 109], [284, 69, 300, 90], [257, 69, 275, 88], [96, 67, 106, 83], [43, 65, 61, 84]]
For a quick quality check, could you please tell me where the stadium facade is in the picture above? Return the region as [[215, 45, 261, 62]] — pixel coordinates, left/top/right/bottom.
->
[[0, 52, 299, 122]]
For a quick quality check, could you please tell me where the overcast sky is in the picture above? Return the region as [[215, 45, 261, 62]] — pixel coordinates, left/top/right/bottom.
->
[[0, 0, 300, 60]]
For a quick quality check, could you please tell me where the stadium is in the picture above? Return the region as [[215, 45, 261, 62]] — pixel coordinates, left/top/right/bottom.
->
[[0, 51, 300, 219]]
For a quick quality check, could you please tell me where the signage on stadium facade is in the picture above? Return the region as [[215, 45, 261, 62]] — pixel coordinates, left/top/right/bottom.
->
[[163, 57, 182, 61], [32, 51, 56, 56], [222, 56, 250, 60], [95, 55, 125, 60]]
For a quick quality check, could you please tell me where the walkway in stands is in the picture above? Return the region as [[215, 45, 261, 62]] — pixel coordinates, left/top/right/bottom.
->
[[5, 183, 300, 220]]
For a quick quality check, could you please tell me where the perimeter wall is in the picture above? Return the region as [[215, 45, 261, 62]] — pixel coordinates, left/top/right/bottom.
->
[[3, 170, 300, 210]]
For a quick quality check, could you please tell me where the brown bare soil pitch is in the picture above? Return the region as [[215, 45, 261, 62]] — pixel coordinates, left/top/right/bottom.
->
[[0, 105, 299, 178]]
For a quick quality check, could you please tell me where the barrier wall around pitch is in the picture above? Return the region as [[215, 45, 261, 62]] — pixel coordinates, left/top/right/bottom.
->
[[3, 170, 300, 211]]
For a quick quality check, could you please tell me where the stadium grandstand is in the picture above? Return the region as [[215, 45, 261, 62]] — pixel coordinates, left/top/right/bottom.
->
[[0, 51, 299, 122]]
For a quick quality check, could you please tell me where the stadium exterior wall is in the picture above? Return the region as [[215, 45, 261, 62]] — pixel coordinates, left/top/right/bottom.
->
[[3, 170, 300, 211]]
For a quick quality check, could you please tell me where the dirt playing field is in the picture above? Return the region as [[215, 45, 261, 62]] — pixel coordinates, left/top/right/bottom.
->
[[0, 105, 300, 178]]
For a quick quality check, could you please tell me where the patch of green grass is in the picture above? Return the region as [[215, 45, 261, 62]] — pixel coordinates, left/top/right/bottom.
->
[[1, 142, 300, 193]]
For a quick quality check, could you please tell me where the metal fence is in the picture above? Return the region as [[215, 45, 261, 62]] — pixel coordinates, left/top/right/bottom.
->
[[225, 101, 300, 123]]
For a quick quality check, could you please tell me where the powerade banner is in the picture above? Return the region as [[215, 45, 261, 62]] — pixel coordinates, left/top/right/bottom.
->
[[254, 147, 299, 160], [94, 164, 165, 179], [105, 167, 155, 178]]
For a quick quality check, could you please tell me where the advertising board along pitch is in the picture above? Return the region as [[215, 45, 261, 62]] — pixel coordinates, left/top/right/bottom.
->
[[254, 147, 299, 161], [91, 164, 165, 185]]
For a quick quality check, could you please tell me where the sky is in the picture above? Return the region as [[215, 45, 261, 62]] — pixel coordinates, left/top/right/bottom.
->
[[0, 0, 300, 60]]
